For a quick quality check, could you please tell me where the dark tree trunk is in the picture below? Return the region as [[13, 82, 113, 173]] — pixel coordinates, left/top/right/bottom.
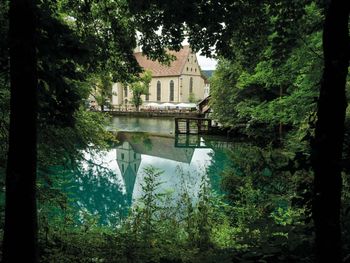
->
[[311, 1, 349, 262], [3, 0, 38, 262]]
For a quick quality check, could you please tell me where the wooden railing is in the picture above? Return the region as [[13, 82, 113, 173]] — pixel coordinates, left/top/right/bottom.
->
[[174, 118, 212, 134]]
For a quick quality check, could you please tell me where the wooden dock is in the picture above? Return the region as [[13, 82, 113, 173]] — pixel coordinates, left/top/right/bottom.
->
[[174, 117, 212, 134]]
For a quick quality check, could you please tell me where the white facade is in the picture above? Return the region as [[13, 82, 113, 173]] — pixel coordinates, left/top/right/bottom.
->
[[111, 46, 206, 108]]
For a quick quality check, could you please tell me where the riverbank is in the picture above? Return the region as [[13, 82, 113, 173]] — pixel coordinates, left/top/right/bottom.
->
[[106, 110, 203, 118]]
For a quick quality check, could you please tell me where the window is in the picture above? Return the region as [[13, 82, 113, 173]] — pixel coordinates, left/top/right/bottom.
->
[[169, 80, 174, 101], [157, 81, 161, 101], [187, 67, 188, 71], [124, 87, 128, 97], [134, 153, 137, 159], [121, 153, 124, 160], [146, 86, 149, 101], [122, 164, 124, 173], [191, 68, 192, 72], [195, 68, 197, 72], [189, 77, 193, 94]]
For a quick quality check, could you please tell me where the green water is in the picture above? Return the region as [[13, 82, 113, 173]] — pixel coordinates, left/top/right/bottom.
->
[[67, 116, 233, 225]]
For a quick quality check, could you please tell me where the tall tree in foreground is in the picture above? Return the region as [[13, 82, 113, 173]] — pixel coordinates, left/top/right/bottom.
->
[[311, 1, 349, 262], [3, 0, 38, 262]]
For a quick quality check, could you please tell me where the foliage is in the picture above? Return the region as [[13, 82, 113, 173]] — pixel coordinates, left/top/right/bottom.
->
[[88, 73, 113, 111], [1, 0, 349, 262], [220, 145, 313, 257], [36, 163, 320, 262], [37, 109, 115, 169], [209, 2, 323, 144], [188, 92, 196, 103], [130, 70, 152, 111]]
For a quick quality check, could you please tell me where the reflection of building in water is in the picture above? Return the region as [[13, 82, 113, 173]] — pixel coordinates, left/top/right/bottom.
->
[[116, 132, 196, 205], [119, 133, 195, 164], [116, 141, 141, 205]]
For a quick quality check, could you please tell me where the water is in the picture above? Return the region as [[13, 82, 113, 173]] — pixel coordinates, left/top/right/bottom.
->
[[108, 116, 175, 134], [67, 116, 233, 225]]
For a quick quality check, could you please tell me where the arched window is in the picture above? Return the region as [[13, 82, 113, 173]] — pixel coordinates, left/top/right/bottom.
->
[[124, 87, 128, 97], [189, 77, 193, 94], [157, 81, 161, 101], [146, 86, 149, 101], [169, 80, 174, 101]]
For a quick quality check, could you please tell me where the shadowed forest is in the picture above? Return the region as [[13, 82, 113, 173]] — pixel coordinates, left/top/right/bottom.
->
[[0, 0, 349, 262]]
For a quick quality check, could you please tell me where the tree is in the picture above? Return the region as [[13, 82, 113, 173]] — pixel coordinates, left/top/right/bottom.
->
[[130, 70, 152, 111], [89, 73, 113, 111], [3, 0, 38, 262], [1, 0, 141, 261], [209, 2, 322, 142], [311, 1, 349, 262]]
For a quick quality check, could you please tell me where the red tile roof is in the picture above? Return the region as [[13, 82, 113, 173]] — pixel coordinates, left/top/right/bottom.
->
[[134, 45, 191, 77]]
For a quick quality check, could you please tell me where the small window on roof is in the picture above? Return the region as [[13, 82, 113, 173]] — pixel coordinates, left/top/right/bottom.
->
[[187, 67, 188, 71]]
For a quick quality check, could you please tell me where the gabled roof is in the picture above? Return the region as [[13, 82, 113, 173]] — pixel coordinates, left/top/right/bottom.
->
[[134, 46, 191, 77]]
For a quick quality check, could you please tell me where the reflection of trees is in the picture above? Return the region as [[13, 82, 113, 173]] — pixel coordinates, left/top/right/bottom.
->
[[205, 148, 231, 193], [67, 163, 128, 225], [131, 132, 152, 149]]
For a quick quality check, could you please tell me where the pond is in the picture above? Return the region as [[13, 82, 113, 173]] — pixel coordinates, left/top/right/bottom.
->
[[66, 116, 234, 225]]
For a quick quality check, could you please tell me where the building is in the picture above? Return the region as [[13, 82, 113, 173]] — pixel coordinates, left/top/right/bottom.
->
[[116, 140, 141, 205], [111, 45, 207, 108], [116, 132, 194, 204]]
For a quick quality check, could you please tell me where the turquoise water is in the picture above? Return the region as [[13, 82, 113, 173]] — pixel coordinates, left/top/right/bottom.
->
[[107, 116, 175, 134], [67, 117, 233, 225]]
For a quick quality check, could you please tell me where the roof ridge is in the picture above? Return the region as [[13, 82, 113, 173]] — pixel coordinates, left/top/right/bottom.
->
[[179, 46, 191, 75]]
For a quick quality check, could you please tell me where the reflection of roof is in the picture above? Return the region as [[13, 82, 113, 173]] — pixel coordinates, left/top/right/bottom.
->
[[118, 132, 194, 164], [134, 46, 191, 77]]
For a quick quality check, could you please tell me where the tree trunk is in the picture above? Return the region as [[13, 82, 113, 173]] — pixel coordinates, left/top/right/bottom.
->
[[311, 1, 349, 262], [3, 0, 38, 262]]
